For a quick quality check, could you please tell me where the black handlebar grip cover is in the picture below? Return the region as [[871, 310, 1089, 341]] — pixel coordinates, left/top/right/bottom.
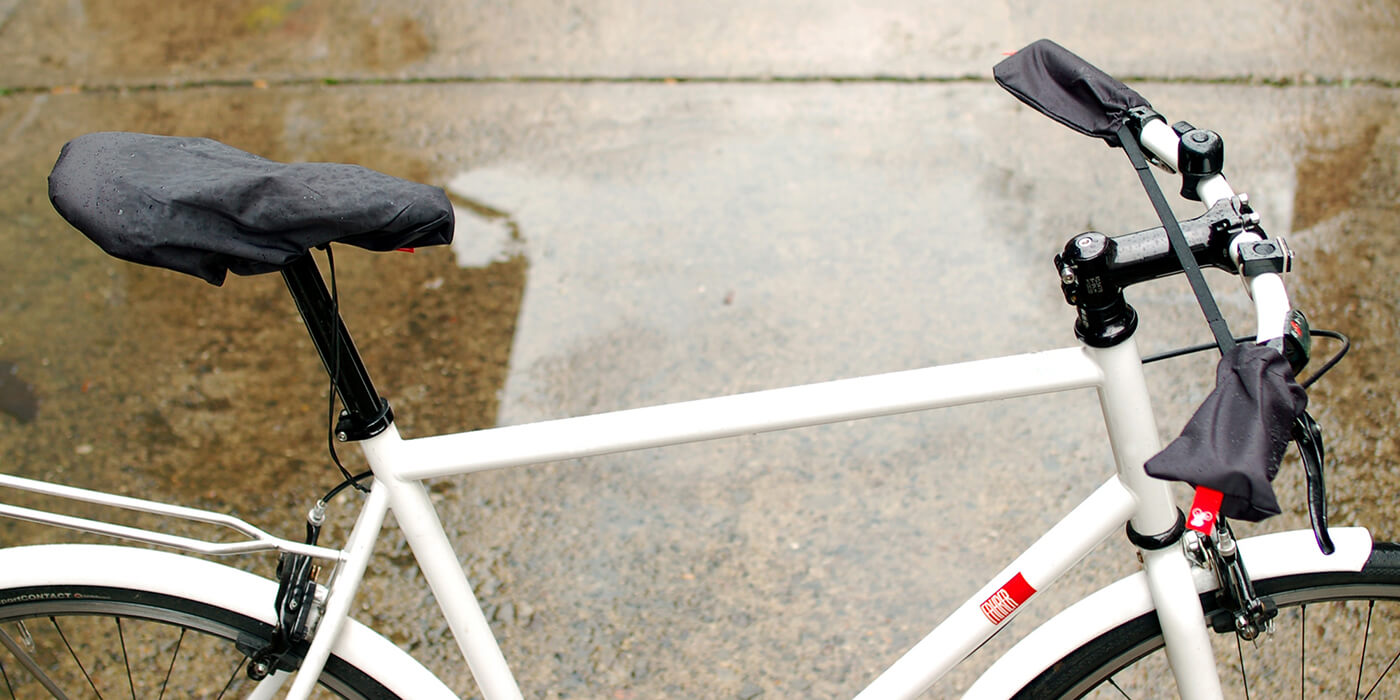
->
[[1145, 343, 1309, 522], [994, 39, 1152, 147]]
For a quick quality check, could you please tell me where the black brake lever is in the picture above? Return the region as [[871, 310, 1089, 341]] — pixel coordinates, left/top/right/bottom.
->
[[1294, 410, 1334, 555]]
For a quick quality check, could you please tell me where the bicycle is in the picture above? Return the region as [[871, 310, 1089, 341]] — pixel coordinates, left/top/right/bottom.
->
[[2, 38, 1396, 699]]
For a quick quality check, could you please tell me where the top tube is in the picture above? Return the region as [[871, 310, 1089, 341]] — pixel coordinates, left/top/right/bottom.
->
[[390, 347, 1103, 481]]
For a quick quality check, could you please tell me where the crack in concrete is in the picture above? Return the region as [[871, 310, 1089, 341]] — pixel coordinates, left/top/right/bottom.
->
[[3, 73, 1398, 97]]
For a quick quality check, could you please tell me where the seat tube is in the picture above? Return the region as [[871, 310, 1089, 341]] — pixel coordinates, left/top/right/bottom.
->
[[1090, 338, 1224, 699], [359, 425, 525, 700]]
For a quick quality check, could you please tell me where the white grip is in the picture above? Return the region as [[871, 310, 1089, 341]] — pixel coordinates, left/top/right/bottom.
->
[[1250, 273, 1291, 344]]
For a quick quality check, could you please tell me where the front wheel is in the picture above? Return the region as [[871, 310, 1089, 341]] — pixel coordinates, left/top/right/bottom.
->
[[1016, 542, 1400, 698]]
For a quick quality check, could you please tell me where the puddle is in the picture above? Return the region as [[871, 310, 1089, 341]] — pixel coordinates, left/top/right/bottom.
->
[[1293, 122, 1382, 231], [445, 176, 527, 268], [1286, 93, 1400, 537], [2, 76, 1399, 699], [0, 88, 528, 541]]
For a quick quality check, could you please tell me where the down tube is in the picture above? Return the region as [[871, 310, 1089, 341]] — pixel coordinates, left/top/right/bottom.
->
[[854, 477, 1138, 699]]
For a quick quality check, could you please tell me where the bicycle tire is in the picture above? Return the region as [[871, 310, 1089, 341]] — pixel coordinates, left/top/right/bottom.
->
[[1015, 541, 1400, 698], [0, 582, 400, 699]]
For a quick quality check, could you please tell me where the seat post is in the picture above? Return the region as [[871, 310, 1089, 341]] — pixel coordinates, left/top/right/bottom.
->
[[280, 252, 393, 441]]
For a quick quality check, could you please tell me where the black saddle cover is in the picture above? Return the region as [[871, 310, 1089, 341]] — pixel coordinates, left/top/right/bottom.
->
[[49, 132, 454, 285]]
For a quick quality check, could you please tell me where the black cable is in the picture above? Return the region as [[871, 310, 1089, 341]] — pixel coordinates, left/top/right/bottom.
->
[[321, 469, 374, 505], [1142, 335, 1257, 364], [1142, 329, 1350, 389], [1298, 329, 1349, 389], [323, 247, 369, 493]]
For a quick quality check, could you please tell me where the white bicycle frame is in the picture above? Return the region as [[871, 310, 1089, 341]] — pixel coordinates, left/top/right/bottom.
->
[[0, 121, 1375, 699], [281, 121, 1329, 699], [301, 336, 1200, 700]]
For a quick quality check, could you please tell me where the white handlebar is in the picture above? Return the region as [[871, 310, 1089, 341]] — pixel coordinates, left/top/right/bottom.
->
[[1137, 119, 1292, 345], [1250, 274, 1290, 344], [1139, 119, 1236, 207]]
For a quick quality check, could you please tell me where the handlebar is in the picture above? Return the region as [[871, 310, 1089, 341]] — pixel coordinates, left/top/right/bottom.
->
[[1139, 121, 1292, 345], [1139, 119, 1236, 207], [998, 38, 1330, 542], [995, 39, 1294, 350]]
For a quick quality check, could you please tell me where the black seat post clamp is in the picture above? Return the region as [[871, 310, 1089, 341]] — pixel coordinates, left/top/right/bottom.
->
[[336, 400, 394, 443]]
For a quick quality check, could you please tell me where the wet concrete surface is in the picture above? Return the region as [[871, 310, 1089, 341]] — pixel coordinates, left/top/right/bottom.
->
[[1, 3, 1399, 699], [4, 1, 1400, 85]]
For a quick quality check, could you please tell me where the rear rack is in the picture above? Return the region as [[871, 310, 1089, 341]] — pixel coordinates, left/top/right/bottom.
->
[[0, 473, 344, 561]]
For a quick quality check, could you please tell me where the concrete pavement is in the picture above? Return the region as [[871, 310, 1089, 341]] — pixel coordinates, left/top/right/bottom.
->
[[4, 2, 1399, 84], [1, 2, 1398, 697]]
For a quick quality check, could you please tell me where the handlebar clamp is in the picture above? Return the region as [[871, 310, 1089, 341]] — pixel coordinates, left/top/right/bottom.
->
[[1054, 195, 1265, 347], [1237, 238, 1293, 277]]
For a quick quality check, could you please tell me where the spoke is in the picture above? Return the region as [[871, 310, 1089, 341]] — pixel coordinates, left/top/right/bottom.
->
[[116, 617, 135, 700], [156, 628, 185, 700], [1300, 604, 1306, 699], [52, 617, 105, 699], [1356, 602, 1372, 700], [0, 623, 71, 699], [1361, 648, 1400, 700], [1, 657, 15, 698], [214, 656, 246, 700], [1235, 633, 1250, 700], [1107, 677, 1131, 698]]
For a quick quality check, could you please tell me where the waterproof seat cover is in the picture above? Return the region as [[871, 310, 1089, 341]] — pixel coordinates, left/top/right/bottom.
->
[[48, 132, 454, 285]]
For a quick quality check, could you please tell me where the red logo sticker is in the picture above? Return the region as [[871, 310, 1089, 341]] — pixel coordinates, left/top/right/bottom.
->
[[1186, 487, 1224, 536], [980, 573, 1036, 625]]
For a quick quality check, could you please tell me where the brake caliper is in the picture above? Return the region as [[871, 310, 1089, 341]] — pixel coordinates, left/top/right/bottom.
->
[[239, 505, 328, 680], [1186, 520, 1278, 640]]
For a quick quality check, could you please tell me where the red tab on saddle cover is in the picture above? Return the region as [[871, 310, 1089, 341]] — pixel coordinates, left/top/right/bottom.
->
[[1186, 487, 1224, 536]]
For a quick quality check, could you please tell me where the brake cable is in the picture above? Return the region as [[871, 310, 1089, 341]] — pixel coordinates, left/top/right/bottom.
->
[[324, 246, 371, 494], [1143, 329, 1350, 390], [249, 247, 379, 681]]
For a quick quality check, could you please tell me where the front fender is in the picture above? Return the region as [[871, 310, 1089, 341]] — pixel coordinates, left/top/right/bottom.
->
[[962, 527, 1373, 699]]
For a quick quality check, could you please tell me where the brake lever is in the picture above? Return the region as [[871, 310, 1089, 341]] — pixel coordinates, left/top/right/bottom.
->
[[1293, 410, 1334, 555]]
